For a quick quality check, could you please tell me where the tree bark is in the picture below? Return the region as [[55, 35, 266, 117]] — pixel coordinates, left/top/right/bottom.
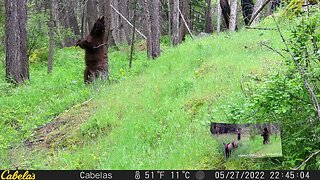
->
[[19, 0, 29, 80], [220, 0, 231, 29], [67, 0, 80, 37], [87, 0, 99, 30], [5, 0, 29, 83], [229, 0, 238, 31], [81, 0, 86, 39], [179, 0, 190, 41], [119, 0, 131, 44], [100, 0, 111, 77], [150, 0, 161, 58], [205, 0, 213, 33], [172, 0, 180, 45], [167, 0, 171, 40], [252, 0, 264, 25], [143, 0, 152, 59], [129, 4, 137, 69], [48, 0, 55, 74], [216, 0, 222, 32]]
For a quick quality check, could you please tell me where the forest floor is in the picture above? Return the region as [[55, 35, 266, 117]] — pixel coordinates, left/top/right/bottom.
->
[[0, 19, 285, 169]]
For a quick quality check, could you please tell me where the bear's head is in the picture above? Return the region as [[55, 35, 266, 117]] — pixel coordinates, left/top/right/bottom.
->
[[90, 16, 105, 37]]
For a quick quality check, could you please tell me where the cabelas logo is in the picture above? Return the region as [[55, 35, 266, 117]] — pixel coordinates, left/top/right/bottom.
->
[[1, 170, 35, 180]]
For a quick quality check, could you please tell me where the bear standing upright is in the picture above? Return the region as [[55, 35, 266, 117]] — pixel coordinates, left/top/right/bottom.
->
[[76, 16, 107, 84]]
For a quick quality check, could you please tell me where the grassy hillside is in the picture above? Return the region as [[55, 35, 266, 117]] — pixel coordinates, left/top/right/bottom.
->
[[1, 20, 284, 169]]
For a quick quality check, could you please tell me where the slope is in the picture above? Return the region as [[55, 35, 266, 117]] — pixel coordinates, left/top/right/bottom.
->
[[7, 21, 283, 169]]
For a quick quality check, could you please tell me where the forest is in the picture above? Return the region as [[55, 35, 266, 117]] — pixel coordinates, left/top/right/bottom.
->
[[0, 0, 319, 170]]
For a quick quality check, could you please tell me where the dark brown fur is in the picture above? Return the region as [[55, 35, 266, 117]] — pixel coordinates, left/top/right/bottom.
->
[[223, 143, 232, 158], [76, 16, 106, 84], [262, 127, 269, 144]]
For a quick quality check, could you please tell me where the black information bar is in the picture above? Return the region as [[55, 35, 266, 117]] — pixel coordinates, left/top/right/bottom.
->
[[0, 170, 319, 180]]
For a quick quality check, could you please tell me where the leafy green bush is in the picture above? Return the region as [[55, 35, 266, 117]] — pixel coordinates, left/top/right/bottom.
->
[[29, 47, 49, 64], [225, 13, 320, 169]]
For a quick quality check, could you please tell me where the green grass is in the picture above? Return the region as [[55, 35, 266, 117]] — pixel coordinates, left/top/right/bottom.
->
[[0, 45, 149, 167], [1, 21, 284, 169]]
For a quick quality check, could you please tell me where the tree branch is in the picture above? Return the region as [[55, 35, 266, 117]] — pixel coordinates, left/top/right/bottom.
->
[[260, 42, 285, 58]]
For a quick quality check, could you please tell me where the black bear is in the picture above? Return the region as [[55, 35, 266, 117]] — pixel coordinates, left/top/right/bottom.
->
[[76, 16, 107, 84]]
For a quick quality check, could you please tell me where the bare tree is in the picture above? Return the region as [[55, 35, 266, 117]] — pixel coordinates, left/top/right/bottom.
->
[[4, 0, 29, 83], [48, 0, 55, 74], [172, 0, 180, 45], [229, 0, 238, 31], [205, 0, 213, 33]]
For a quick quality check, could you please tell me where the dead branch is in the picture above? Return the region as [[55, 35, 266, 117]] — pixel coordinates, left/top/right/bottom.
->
[[110, 4, 147, 40], [245, 26, 276, 30], [260, 42, 286, 58], [178, 7, 194, 39]]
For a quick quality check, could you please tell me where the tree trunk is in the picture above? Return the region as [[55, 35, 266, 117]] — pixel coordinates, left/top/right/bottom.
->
[[172, 0, 180, 45], [241, 0, 254, 25], [67, 0, 80, 37], [48, 0, 55, 74], [179, 0, 190, 41], [87, 0, 99, 30], [220, 0, 231, 29], [216, 0, 222, 32], [150, 0, 161, 58], [229, 0, 238, 31], [252, 0, 264, 25], [167, 0, 171, 42], [5, 0, 29, 83], [143, 0, 152, 59], [265, 0, 272, 16], [100, 0, 111, 77], [81, 0, 86, 39], [19, 0, 29, 80], [119, 0, 131, 44], [205, 0, 213, 33], [129, 4, 137, 69]]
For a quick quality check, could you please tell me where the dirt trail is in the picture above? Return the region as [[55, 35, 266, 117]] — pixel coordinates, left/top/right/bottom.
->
[[24, 102, 96, 149]]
